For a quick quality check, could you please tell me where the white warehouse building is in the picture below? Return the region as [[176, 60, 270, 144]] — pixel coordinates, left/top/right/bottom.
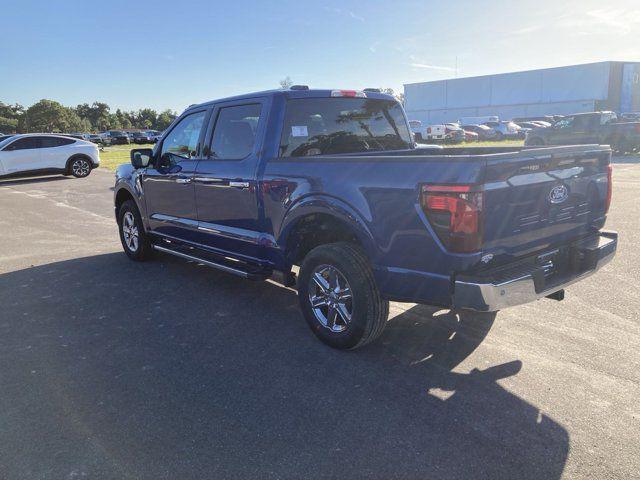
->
[[404, 61, 640, 124]]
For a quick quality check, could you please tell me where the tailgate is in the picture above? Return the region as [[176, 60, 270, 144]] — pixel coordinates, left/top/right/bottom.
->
[[481, 145, 611, 262]]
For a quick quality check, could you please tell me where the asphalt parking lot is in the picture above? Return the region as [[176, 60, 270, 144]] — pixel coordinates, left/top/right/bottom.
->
[[0, 161, 639, 480]]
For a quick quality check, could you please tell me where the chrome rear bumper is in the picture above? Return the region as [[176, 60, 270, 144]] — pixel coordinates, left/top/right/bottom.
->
[[453, 231, 617, 312]]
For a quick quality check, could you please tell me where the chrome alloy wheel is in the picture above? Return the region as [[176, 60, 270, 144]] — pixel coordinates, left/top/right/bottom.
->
[[308, 264, 353, 333], [122, 212, 139, 252], [72, 158, 90, 177]]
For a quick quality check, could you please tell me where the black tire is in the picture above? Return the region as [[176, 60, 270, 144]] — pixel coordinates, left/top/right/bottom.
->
[[495, 131, 504, 141], [526, 137, 544, 147], [69, 156, 92, 178], [118, 200, 153, 261], [298, 242, 389, 350]]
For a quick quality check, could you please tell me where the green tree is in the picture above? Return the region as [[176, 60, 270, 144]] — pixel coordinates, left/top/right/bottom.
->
[[0, 102, 24, 133], [155, 109, 177, 131], [23, 99, 75, 132], [136, 108, 157, 129]]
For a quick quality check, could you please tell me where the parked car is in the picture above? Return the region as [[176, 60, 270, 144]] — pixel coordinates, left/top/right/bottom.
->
[[516, 121, 549, 130], [512, 115, 557, 124], [86, 134, 104, 145], [484, 121, 521, 140], [525, 111, 640, 153], [444, 123, 465, 143], [458, 115, 499, 125], [620, 112, 640, 122], [130, 131, 153, 144], [0, 134, 100, 178], [145, 130, 163, 143], [113, 87, 616, 350], [105, 130, 130, 145], [462, 129, 479, 142], [461, 124, 497, 140], [409, 120, 446, 142]]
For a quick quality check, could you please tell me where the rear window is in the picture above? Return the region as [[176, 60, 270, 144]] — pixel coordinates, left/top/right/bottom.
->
[[40, 136, 75, 147], [279, 98, 412, 157]]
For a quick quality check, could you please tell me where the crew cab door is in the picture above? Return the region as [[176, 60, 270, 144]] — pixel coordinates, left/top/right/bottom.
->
[[141, 109, 209, 240], [0, 136, 42, 173], [193, 99, 268, 262]]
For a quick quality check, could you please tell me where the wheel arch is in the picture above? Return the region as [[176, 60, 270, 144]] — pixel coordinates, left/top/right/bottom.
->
[[278, 196, 377, 268], [65, 153, 93, 174]]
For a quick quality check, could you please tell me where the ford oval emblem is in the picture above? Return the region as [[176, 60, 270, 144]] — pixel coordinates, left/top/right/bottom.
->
[[549, 185, 569, 204]]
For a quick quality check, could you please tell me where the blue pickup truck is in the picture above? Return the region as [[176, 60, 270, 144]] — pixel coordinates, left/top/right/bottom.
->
[[114, 87, 617, 349]]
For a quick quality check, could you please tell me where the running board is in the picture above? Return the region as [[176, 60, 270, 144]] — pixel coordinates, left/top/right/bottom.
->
[[152, 245, 271, 280]]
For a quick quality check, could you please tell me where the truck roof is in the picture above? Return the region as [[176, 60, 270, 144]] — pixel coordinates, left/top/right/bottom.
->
[[184, 88, 397, 114]]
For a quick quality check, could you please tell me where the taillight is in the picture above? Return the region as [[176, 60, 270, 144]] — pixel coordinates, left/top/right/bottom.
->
[[635, 124, 640, 134], [427, 127, 432, 133], [605, 164, 612, 213], [420, 184, 484, 253]]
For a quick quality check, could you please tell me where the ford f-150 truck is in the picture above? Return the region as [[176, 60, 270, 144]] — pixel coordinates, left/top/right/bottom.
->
[[525, 111, 640, 154], [114, 87, 617, 350]]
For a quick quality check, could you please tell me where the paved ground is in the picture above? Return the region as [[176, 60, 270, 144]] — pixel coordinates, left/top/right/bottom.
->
[[0, 162, 638, 480]]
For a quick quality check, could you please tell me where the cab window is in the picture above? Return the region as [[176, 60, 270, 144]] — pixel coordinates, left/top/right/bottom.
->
[[209, 104, 262, 160], [160, 111, 206, 159]]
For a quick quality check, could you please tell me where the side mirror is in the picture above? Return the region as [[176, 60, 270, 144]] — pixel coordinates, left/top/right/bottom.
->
[[131, 148, 153, 168]]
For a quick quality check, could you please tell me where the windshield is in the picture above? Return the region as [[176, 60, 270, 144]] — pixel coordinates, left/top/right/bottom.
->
[[279, 97, 412, 157]]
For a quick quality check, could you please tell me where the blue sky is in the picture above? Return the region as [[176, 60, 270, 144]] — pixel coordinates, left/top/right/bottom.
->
[[1, 0, 638, 113]]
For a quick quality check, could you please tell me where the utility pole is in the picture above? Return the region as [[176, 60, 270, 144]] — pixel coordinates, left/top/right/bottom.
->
[[455, 56, 458, 78]]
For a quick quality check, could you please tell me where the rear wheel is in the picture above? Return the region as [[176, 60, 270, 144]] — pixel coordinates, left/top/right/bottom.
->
[[118, 200, 153, 261], [495, 131, 504, 141], [298, 242, 389, 350], [69, 156, 92, 178]]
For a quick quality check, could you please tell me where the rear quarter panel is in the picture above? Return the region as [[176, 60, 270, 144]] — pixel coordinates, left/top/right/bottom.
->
[[262, 154, 486, 275]]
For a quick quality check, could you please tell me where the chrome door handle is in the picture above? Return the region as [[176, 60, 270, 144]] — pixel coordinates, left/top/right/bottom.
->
[[194, 177, 222, 183], [175, 177, 192, 184], [229, 181, 250, 189]]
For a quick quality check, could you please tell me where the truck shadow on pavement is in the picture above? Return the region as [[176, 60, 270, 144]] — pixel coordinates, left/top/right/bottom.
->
[[0, 253, 568, 480]]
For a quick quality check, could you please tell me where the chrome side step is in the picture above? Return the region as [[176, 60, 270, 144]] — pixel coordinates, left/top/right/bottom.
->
[[152, 244, 255, 278]]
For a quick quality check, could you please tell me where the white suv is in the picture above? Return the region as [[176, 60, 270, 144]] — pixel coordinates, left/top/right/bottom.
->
[[0, 134, 100, 179]]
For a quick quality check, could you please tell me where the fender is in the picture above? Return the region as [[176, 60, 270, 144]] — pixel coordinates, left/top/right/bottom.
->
[[114, 165, 149, 229], [277, 194, 378, 261]]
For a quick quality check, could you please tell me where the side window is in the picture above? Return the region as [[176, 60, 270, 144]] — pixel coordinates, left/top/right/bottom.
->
[[160, 111, 206, 159], [40, 137, 75, 148], [4, 137, 40, 151], [555, 117, 574, 129], [572, 116, 589, 129], [209, 104, 262, 160]]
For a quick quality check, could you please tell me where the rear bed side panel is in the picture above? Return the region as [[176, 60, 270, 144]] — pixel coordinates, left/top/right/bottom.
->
[[262, 154, 487, 305]]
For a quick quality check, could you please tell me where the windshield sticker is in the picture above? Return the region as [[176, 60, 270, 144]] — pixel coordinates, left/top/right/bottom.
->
[[291, 126, 308, 137]]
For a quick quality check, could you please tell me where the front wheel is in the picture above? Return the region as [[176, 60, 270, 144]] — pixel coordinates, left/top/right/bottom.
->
[[69, 156, 92, 178], [298, 242, 389, 350], [118, 200, 153, 261]]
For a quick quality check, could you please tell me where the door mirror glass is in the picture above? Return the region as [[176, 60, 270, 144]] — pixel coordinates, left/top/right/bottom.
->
[[131, 148, 153, 168]]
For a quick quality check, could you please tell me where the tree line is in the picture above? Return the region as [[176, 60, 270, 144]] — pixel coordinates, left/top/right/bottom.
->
[[0, 99, 178, 134]]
